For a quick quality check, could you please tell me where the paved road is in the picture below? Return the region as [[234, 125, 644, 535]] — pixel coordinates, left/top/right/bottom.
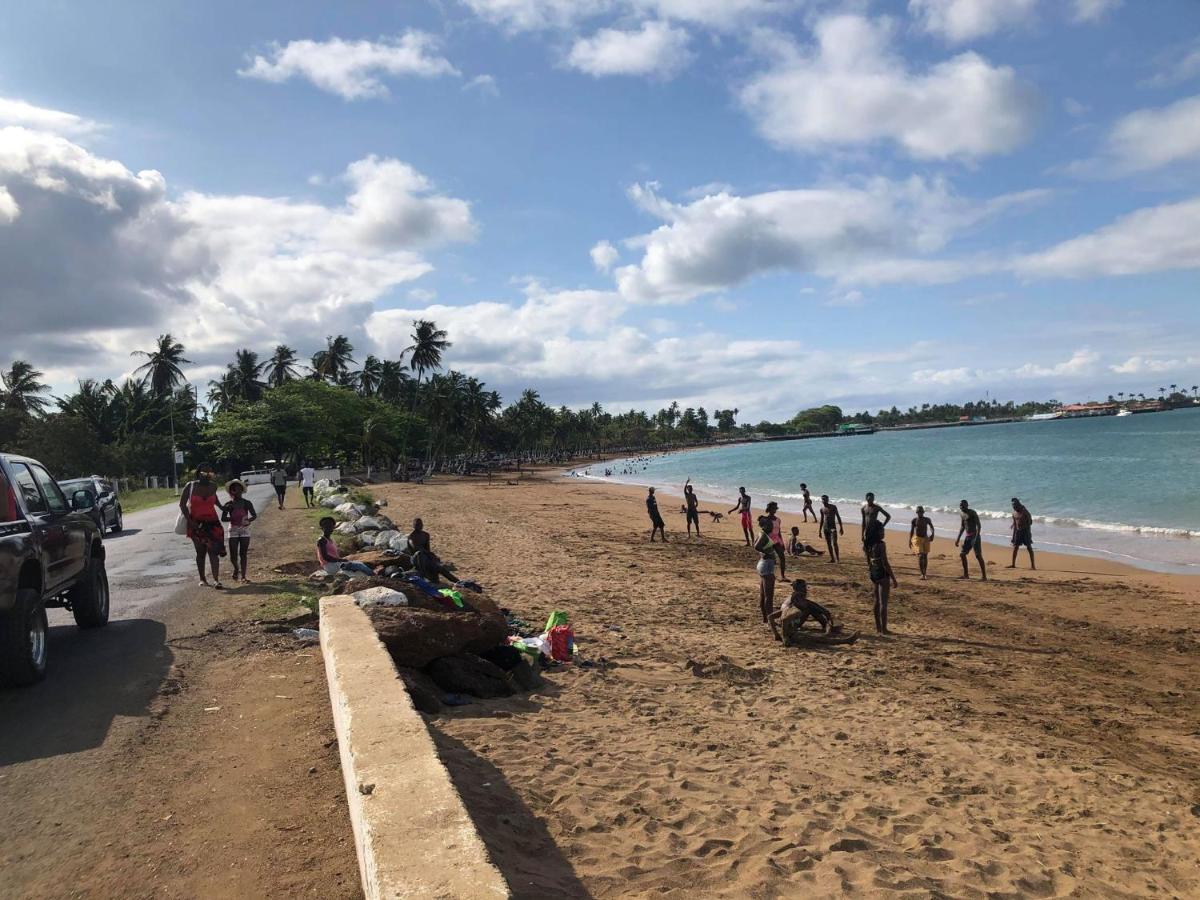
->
[[58, 483, 275, 624], [3, 484, 275, 766]]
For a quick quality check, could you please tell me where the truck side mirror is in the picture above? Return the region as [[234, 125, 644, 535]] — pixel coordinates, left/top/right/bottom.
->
[[72, 490, 96, 511]]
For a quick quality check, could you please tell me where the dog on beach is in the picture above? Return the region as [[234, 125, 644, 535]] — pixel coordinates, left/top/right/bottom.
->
[[680, 505, 725, 523]]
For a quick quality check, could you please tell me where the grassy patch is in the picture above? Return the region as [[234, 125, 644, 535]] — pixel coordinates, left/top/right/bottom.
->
[[253, 579, 323, 618], [120, 487, 178, 514]]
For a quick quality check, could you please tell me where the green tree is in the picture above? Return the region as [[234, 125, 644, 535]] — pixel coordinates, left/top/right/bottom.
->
[[131, 334, 190, 396], [1, 361, 51, 415], [311, 335, 357, 384], [264, 345, 301, 387]]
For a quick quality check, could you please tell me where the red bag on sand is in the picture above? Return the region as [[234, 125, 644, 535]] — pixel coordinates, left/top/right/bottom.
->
[[548, 625, 574, 662]]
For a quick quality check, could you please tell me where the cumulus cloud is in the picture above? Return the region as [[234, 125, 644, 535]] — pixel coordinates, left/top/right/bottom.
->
[[0, 97, 100, 136], [909, 0, 1039, 43], [0, 185, 18, 223], [633, 0, 794, 29], [1072, 0, 1120, 23], [1072, 94, 1200, 176], [461, 0, 789, 32], [463, 74, 500, 96], [1013, 348, 1100, 379], [611, 177, 1038, 302], [567, 21, 693, 78], [1110, 355, 1198, 376], [460, 0, 613, 32], [912, 349, 1103, 388], [590, 239, 620, 271], [239, 32, 458, 99], [739, 15, 1038, 160], [0, 124, 475, 388], [1013, 197, 1200, 279]]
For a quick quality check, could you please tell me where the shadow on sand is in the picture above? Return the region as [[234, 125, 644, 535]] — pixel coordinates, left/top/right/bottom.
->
[[0, 618, 172, 766], [430, 729, 591, 899]]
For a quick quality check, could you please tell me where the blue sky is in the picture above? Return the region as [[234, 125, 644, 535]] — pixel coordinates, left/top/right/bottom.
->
[[1, 0, 1198, 420]]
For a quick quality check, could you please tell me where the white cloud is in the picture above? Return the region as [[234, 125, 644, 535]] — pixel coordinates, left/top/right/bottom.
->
[[826, 289, 864, 307], [1147, 41, 1200, 87], [408, 287, 438, 303], [461, 0, 788, 32], [567, 21, 692, 78], [633, 0, 793, 29], [740, 15, 1038, 160], [238, 32, 458, 100], [912, 349, 1103, 388], [911, 366, 974, 386], [0, 96, 99, 136], [1014, 197, 1200, 279], [1013, 348, 1100, 378], [909, 0, 1039, 43], [590, 239, 620, 271], [1072, 0, 1120, 23], [613, 177, 1036, 302], [460, 0, 613, 32], [1110, 355, 1198, 375], [0, 124, 475, 387], [463, 74, 500, 96], [0, 185, 18, 223], [1087, 94, 1200, 175]]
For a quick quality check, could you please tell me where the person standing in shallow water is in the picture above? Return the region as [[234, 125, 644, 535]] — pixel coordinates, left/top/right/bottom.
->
[[955, 499, 988, 581], [1008, 497, 1035, 570], [647, 487, 667, 542]]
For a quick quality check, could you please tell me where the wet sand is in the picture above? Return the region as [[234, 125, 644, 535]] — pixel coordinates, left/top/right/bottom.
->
[[374, 470, 1200, 898]]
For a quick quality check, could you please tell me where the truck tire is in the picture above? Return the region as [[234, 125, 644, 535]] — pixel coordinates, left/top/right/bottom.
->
[[69, 555, 110, 629], [110, 507, 123, 534], [0, 588, 49, 687]]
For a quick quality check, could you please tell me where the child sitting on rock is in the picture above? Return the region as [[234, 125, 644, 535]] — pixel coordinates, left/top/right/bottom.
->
[[318, 517, 375, 576]]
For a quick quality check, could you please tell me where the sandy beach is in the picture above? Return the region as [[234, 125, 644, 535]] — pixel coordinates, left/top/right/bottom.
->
[[373, 470, 1200, 898]]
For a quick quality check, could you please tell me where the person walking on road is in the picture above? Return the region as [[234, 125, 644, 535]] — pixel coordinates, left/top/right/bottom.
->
[[298, 462, 316, 508], [180, 463, 226, 589], [269, 464, 288, 510]]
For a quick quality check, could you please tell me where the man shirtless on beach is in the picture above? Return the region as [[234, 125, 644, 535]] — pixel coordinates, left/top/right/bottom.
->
[[729, 487, 753, 546], [909, 506, 935, 580], [647, 487, 667, 542], [819, 495, 843, 562], [1008, 497, 1035, 570], [861, 493, 891, 549], [955, 500, 988, 581], [800, 484, 816, 522], [683, 478, 701, 538], [768, 579, 858, 646]]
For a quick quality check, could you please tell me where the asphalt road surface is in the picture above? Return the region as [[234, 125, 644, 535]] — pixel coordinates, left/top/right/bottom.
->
[[2, 484, 274, 765]]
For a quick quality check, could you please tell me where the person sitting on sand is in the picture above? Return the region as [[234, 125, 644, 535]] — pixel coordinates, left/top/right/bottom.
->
[[769, 579, 857, 645], [1008, 497, 1036, 570], [866, 522, 898, 634], [954, 500, 988, 581], [909, 506, 935, 580], [647, 487, 667, 542], [406, 517, 457, 583], [800, 483, 816, 522], [729, 487, 753, 546], [317, 517, 375, 577], [684, 478, 701, 538], [861, 492, 891, 550], [819, 495, 843, 562], [788, 526, 825, 557]]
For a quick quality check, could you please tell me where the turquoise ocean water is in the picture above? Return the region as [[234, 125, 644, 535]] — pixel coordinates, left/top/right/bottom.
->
[[576, 407, 1200, 574]]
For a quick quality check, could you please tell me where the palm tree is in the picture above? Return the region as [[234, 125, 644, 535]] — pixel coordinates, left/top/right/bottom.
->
[[264, 345, 301, 388], [1, 361, 51, 415], [354, 355, 384, 397], [311, 335, 356, 384], [398, 320, 451, 476], [226, 349, 264, 403], [207, 372, 237, 414], [131, 334, 190, 396], [1192, 384, 1198, 400], [377, 360, 408, 403]]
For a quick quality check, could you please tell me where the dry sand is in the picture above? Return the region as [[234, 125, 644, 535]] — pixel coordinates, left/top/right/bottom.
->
[[373, 471, 1200, 899]]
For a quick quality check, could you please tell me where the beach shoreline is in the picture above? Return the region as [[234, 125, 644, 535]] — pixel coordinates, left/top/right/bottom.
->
[[369, 471, 1200, 898]]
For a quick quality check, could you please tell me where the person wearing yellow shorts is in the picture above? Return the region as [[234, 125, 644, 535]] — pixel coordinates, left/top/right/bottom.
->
[[909, 505, 935, 580]]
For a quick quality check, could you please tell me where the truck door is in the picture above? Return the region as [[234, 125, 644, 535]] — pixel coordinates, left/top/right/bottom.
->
[[9, 463, 63, 591], [29, 464, 86, 589]]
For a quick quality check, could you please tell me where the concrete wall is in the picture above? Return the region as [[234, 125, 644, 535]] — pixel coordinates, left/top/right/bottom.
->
[[320, 595, 510, 899]]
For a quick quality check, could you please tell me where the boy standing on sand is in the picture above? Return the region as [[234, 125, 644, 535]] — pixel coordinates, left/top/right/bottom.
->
[[800, 484, 816, 522], [861, 492, 891, 549], [729, 487, 753, 546], [756, 547, 776, 623], [684, 478, 701, 538], [955, 500, 988, 581], [865, 523, 898, 634], [819, 495, 843, 562], [647, 487, 667, 542], [909, 506, 935, 580], [1008, 497, 1035, 570]]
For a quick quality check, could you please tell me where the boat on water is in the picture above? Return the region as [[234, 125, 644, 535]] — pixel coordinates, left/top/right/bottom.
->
[[1116, 408, 1133, 417], [1026, 412, 1061, 421]]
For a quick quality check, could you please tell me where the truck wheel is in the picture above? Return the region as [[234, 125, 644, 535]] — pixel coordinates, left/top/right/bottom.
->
[[110, 507, 123, 534], [0, 588, 49, 687], [69, 556, 110, 629]]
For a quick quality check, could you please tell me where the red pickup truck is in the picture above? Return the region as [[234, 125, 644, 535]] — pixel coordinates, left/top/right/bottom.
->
[[0, 453, 110, 686]]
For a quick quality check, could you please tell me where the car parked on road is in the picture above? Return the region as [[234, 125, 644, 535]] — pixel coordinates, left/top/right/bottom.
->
[[0, 453, 109, 687], [57, 476, 123, 534]]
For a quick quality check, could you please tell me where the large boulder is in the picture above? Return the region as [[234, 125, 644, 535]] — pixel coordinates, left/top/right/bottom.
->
[[321, 493, 349, 509], [351, 586, 410, 608], [388, 533, 410, 552], [334, 522, 358, 536], [374, 529, 400, 547], [397, 667, 443, 714], [427, 653, 514, 699], [358, 531, 377, 547], [334, 502, 362, 521], [355, 516, 383, 532], [368, 604, 508, 669]]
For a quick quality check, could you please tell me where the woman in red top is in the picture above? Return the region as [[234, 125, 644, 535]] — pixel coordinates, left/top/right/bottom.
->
[[179, 463, 227, 588]]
